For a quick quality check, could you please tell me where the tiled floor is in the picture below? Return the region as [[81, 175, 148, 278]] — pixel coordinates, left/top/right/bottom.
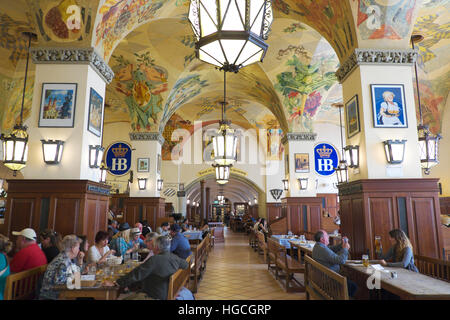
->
[[195, 228, 306, 300]]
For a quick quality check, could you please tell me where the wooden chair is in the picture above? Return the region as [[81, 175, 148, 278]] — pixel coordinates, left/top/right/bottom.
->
[[414, 255, 450, 282], [275, 241, 305, 292], [4, 264, 48, 300], [267, 237, 281, 274], [167, 255, 192, 300], [190, 237, 207, 293], [304, 255, 349, 300], [256, 231, 268, 263]]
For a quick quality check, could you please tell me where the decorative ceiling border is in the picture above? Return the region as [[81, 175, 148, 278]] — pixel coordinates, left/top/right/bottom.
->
[[281, 132, 317, 145], [129, 132, 165, 145], [30, 47, 114, 84], [336, 48, 418, 83]]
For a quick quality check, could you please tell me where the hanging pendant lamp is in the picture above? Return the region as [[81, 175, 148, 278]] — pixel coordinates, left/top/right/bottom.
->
[[411, 34, 442, 175], [1, 32, 37, 176]]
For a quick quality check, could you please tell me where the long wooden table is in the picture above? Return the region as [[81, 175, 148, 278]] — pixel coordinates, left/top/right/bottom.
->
[[288, 240, 314, 263], [341, 262, 450, 300]]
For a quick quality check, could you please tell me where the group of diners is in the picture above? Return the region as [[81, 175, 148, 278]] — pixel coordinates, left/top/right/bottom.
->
[[0, 216, 214, 300], [251, 222, 420, 299]]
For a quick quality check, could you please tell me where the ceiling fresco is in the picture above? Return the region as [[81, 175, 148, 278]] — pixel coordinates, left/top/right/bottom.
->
[[0, 0, 447, 140]]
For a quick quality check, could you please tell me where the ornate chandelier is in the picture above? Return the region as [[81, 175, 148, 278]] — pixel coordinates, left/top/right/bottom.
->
[[188, 0, 273, 72]]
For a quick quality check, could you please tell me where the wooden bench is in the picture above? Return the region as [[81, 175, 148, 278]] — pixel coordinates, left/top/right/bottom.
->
[[304, 255, 349, 300], [167, 255, 192, 300], [209, 227, 215, 248], [414, 255, 450, 282], [190, 237, 208, 293], [256, 231, 268, 263], [212, 226, 224, 243], [4, 264, 47, 300], [267, 237, 280, 272], [274, 240, 305, 292], [249, 228, 258, 250]]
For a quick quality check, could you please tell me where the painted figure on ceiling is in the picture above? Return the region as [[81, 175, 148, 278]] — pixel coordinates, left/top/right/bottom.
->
[[112, 51, 168, 131]]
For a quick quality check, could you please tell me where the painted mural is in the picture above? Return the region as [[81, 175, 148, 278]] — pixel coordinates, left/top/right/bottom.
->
[[0, 12, 34, 68], [28, 0, 94, 43], [162, 112, 193, 160], [356, 0, 418, 40], [0, 72, 34, 133], [412, 0, 450, 134], [110, 51, 168, 131], [159, 73, 209, 132]]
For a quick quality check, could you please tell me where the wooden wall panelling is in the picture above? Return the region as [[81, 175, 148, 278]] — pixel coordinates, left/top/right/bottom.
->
[[6, 198, 37, 235], [266, 203, 282, 223], [411, 197, 441, 259], [309, 204, 322, 232], [351, 197, 367, 259]]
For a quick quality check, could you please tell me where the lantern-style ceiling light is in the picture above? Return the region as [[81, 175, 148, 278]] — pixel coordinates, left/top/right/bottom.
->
[[1, 33, 36, 176], [298, 178, 308, 190], [41, 140, 64, 165], [89, 145, 104, 168], [282, 179, 289, 191], [100, 162, 109, 183], [138, 178, 147, 190], [344, 145, 359, 168], [333, 102, 349, 185], [383, 140, 407, 164], [213, 120, 238, 166], [157, 179, 164, 191], [335, 160, 349, 185], [418, 125, 441, 175], [188, 0, 273, 72], [214, 163, 230, 184], [411, 34, 442, 175]]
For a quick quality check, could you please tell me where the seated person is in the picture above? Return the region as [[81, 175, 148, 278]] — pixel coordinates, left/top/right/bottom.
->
[[169, 224, 192, 259], [87, 231, 115, 265], [108, 220, 119, 237], [378, 229, 418, 272], [134, 223, 146, 241], [39, 229, 61, 264], [10, 228, 47, 273], [75, 235, 93, 273], [39, 235, 82, 300], [129, 228, 146, 249], [142, 232, 160, 263], [312, 230, 356, 297], [156, 222, 170, 236], [141, 220, 152, 238], [104, 236, 189, 300], [0, 234, 12, 300], [253, 218, 262, 231], [199, 222, 210, 239], [110, 223, 139, 257], [180, 219, 191, 232]]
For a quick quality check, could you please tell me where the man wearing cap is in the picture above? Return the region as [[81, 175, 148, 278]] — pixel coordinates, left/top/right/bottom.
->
[[169, 224, 191, 259], [129, 227, 146, 249], [10, 228, 47, 273]]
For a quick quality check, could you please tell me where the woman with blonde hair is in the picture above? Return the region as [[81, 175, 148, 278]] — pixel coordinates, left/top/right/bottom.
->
[[0, 234, 13, 300], [109, 223, 138, 257], [379, 229, 418, 272]]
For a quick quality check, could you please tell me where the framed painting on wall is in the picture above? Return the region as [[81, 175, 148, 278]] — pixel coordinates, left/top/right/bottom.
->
[[294, 153, 309, 173], [370, 84, 407, 128], [137, 158, 149, 172], [87, 88, 104, 137], [38, 83, 77, 127], [345, 95, 360, 138]]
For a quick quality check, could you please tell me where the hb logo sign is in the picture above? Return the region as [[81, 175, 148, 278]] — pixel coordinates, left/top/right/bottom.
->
[[314, 143, 339, 176], [105, 142, 132, 176]]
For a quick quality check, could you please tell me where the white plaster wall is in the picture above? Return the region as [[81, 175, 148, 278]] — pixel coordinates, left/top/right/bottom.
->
[[343, 64, 422, 180], [23, 64, 105, 181]]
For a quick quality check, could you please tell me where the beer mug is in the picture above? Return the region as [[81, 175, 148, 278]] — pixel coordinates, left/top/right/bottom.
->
[[362, 254, 369, 267]]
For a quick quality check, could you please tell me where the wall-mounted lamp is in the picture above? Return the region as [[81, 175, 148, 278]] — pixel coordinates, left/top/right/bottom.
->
[[383, 139, 406, 164], [254, 197, 258, 204], [138, 178, 147, 190], [187, 199, 190, 205], [298, 178, 308, 190], [196, 202, 200, 207], [41, 139, 64, 165], [192, 201, 196, 206], [282, 179, 289, 191], [89, 145, 104, 168], [248, 201, 251, 206], [99, 162, 109, 183], [344, 145, 359, 168], [157, 179, 164, 191], [179, 183, 185, 191]]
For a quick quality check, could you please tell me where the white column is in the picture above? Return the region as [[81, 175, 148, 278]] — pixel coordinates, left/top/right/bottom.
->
[[23, 47, 113, 181]]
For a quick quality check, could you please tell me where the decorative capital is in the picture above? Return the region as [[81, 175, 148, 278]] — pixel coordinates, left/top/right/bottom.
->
[[282, 132, 317, 145], [336, 48, 418, 83], [129, 132, 165, 145], [30, 47, 114, 84]]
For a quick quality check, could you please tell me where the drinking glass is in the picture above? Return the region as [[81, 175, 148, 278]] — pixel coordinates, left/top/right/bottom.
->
[[362, 254, 369, 267], [375, 236, 382, 256], [124, 252, 130, 262], [88, 265, 96, 275], [132, 251, 139, 261]]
